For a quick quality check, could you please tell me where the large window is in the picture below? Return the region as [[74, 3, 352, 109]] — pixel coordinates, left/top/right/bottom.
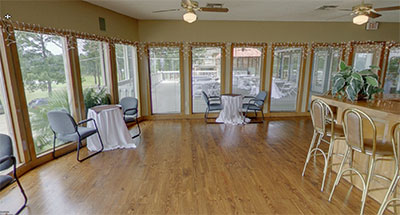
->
[[352, 43, 383, 72], [383, 47, 400, 94], [15, 31, 71, 155], [270, 47, 303, 112], [232, 47, 262, 96], [309, 47, 342, 106], [115, 44, 139, 99], [192, 47, 222, 113], [77, 39, 110, 110], [149, 47, 181, 114]]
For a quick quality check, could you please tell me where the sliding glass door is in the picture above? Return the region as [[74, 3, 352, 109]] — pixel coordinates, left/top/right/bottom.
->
[[149, 47, 181, 114], [15, 31, 72, 155], [191, 47, 222, 113], [270, 47, 303, 112], [383, 47, 400, 94], [232, 47, 262, 96]]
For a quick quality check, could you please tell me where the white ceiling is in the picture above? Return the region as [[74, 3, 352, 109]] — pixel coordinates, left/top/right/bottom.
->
[[85, 0, 400, 23]]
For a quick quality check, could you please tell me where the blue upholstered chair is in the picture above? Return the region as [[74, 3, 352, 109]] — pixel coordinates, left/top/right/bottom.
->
[[47, 110, 104, 162], [120, 97, 141, 139], [202, 91, 223, 123], [243, 91, 267, 121], [0, 134, 27, 214]]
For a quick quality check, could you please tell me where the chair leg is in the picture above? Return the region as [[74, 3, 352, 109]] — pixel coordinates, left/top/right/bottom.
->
[[378, 173, 399, 215], [360, 156, 376, 215], [132, 116, 141, 139], [302, 130, 318, 176], [329, 147, 351, 202], [13, 160, 27, 215], [204, 108, 209, 123], [261, 109, 265, 121], [52, 133, 58, 159], [77, 130, 104, 162]]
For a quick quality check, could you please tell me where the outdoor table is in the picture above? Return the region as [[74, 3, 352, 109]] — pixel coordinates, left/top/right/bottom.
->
[[216, 94, 250, 125], [87, 105, 136, 151]]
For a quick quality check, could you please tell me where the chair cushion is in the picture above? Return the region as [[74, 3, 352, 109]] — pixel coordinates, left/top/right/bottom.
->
[[364, 139, 394, 156], [325, 124, 344, 137], [0, 175, 12, 190], [243, 103, 261, 111], [57, 127, 97, 142], [209, 104, 223, 111]]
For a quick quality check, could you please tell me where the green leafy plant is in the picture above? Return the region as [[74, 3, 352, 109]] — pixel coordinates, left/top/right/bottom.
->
[[331, 61, 383, 101], [83, 87, 111, 114]]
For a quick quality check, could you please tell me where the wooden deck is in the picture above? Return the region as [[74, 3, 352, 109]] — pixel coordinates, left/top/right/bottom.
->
[[0, 119, 382, 214]]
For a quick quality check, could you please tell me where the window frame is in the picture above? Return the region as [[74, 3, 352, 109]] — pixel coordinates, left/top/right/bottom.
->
[[381, 42, 400, 89], [348, 41, 386, 78]]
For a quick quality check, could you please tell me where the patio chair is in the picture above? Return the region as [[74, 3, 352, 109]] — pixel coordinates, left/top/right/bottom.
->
[[202, 91, 223, 123], [243, 91, 267, 121], [47, 110, 104, 162], [0, 134, 27, 215], [120, 97, 141, 139]]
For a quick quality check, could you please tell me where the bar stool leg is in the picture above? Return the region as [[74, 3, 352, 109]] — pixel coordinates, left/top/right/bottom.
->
[[360, 156, 376, 215], [321, 136, 335, 191], [302, 130, 318, 176], [329, 146, 351, 202], [378, 173, 399, 215]]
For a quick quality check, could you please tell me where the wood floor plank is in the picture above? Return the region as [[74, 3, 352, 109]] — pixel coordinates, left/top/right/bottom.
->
[[0, 118, 382, 214]]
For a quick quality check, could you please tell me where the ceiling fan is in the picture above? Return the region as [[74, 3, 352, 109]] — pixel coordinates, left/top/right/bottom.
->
[[337, 0, 400, 25], [152, 0, 229, 23]]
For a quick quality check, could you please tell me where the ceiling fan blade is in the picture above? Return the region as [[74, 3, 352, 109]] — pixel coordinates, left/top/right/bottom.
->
[[367, 11, 382, 18], [152, 9, 181, 13], [200, 7, 229, 12], [374, 6, 400, 12]]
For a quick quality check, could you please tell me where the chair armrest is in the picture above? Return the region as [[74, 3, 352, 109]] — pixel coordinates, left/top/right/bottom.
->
[[78, 118, 95, 126], [209, 96, 220, 99], [243, 96, 255, 99], [247, 98, 264, 105], [0, 155, 13, 164]]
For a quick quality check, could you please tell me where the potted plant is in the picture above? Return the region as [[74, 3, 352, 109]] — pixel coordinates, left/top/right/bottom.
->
[[331, 61, 383, 101]]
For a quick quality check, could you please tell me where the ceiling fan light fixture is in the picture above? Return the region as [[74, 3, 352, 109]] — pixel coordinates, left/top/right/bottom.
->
[[353, 14, 369, 25], [183, 11, 197, 23]]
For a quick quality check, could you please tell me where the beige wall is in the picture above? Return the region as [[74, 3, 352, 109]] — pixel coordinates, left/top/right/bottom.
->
[[138, 20, 400, 42], [0, 0, 139, 41]]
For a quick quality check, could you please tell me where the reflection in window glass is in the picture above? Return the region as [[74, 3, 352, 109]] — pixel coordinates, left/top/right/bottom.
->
[[192, 47, 222, 113], [115, 44, 139, 99], [149, 47, 181, 114], [309, 47, 342, 107], [270, 47, 302, 112], [232, 47, 262, 96], [353, 44, 383, 72], [78, 39, 109, 92], [16, 31, 71, 155], [383, 47, 400, 94]]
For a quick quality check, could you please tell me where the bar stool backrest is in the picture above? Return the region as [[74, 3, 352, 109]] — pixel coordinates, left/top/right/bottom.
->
[[310, 99, 334, 134], [342, 108, 377, 154]]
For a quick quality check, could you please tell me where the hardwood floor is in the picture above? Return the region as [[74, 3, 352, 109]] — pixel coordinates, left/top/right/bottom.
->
[[0, 118, 382, 214]]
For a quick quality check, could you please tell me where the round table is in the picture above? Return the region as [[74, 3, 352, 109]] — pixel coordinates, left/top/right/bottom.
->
[[87, 105, 136, 151], [216, 94, 250, 125]]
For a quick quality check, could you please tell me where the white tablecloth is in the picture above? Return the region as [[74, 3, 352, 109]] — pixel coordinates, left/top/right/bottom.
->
[[216, 95, 250, 125], [87, 106, 136, 151]]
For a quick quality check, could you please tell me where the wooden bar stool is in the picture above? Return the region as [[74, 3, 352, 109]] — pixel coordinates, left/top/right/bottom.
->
[[302, 99, 345, 191], [378, 122, 400, 215], [329, 108, 395, 215]]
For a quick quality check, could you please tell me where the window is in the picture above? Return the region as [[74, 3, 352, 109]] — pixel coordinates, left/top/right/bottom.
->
[[270, 47, 303, 112], [352, 43, 383, 72], [149, 47, 181, 114], [15, 31, 72, 155], [115, 44, 139, 99], [192, 47, 222, 113], [232, 47, 263, 96], [77, 39, 110, 110], [383, 47, 400, 94], [309, 47, 342, 106]]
